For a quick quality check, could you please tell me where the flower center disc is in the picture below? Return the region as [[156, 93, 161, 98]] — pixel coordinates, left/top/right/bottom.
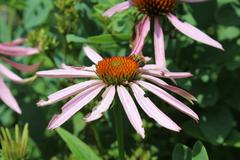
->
[[133, 0, 176, 16], [96, 57, 139, 85]]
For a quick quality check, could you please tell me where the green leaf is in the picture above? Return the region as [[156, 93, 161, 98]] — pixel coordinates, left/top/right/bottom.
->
[[67, 34, 130, 44], [218, 26, 240, 41], [216, 4, 240, 26], [88, 34, 129, 44], [194, 82, 219, 108], [182, 121, 205, 141], [0, 17, 11, 42], [172, 144, 192, 160], [56, 128, 102, 160], [23, 0, 53, 29], [217, 0, 236, 7], [67, 34, 88, 43], [199, 107, 234, 145], [224, 130, 240, 148], [72, 113, 86, 135], [192, 141, 209, 160]]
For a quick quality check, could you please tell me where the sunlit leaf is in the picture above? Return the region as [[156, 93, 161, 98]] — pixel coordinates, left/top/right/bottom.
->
[[172, 144, 192, 160], [56, 127, 102, 160], [192, 141, 209, 160]]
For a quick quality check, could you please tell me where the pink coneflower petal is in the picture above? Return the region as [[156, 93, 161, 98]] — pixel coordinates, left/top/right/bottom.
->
[[179, 0, 208, 3], [0, 45, 39, 57], [154, 17, 166, 68], [61, 64, 96, 72], [2, 38, 25, 46], [130, 83, 181, 132], [83, 46, 103, 64], [0, 56, 41, 73], [48, 84, 105, 129], [36, 69, 97, 78], [117, 85, 145, 138], [140, 69, 192, 79], [137, 80, 199, 121], [60, 64, 84, 70], [61, 84, 105, 113], [164, 71, 193, 78], [131, 16, 150, 55], [103, 1, 132, 17], [142, 64, 163, 70], [167, 14, 224, 50], [141, 74, 197, 103], [0, 78, 21, 114], [37, 80, 103, 107], [144, 57, 152, 63], [0, 64, 30, 84], [85, 86, 116, 122]]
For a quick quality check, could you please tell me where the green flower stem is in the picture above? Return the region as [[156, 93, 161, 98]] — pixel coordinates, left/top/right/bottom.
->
[[90, 124, 103, 153], [46, 52, 57, 67], [63, 34, 69, 63], [113, 99, 125, 160]]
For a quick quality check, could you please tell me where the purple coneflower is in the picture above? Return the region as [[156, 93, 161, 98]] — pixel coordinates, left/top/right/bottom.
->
[[37, 46, 198, 138], [0, 38, 40, 114], [103, 0, 224, 69]]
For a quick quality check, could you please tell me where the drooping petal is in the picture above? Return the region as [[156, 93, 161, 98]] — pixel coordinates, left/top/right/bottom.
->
[[36, 69, 97, 78], [117, 85, 145, 138], [61, 63, 83, 70], [167, 14, 224, 50], [130, 83, 181, 132], [37, 80, 103, 107], [144, 57, 152, 63], [0, 78, 21, 114], [178, 0, 208, 3], [84, 86, 115, 122], [48, 84, 105, 129], [142, 64, 163, 70], [0, 45, 39, 57], [2, 38, 25, 46], [83, 46, 103, 64], [137, 80, 199, 121], [0, 56, 41, 73], [141, 74, 197, 103], [140, 69, 192, 79], [154, 17, 166, 68], [61, 64, 96, 72], [0, 64, 34, 84], [131, 16, 150, 55], [164, 71, 193, 78], [103, 1, 132, 17]]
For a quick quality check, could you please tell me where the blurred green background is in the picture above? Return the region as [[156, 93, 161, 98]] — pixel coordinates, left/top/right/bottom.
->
[[0, 0, 240, 159]]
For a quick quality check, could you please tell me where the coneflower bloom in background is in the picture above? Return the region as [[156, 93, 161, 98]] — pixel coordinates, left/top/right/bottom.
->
[[0, 38, 40, 114], [103, 0, 224, 69], [37, 46, 198, 138]]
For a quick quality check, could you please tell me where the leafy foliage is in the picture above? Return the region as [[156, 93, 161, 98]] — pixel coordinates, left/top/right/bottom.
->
[[56, 127, 101, 160], [0, 124, 29, 160], [0, 0, 240, 159]]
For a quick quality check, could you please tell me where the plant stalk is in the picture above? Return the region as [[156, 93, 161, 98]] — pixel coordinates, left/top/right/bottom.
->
[[113, 100, 125, 160]]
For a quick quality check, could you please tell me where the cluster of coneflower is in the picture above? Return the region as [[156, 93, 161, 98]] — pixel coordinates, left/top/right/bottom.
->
[[0, 0, 223, 149]]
